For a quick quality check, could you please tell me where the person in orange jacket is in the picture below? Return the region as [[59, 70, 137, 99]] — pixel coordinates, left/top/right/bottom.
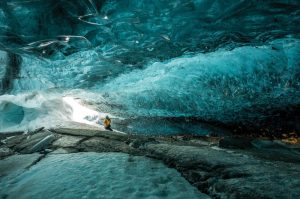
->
[[103, 115, 113, 131]]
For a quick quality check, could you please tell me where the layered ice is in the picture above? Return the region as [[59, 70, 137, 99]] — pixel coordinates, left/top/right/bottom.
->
[[1, 38, 299, 133], [0, 153, 209, 199], [98, 39, 300, 122], [0, 0, 299, 134]]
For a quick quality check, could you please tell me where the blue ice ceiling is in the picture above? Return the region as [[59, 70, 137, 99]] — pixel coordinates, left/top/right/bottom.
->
[[0, 0, 299, 134]]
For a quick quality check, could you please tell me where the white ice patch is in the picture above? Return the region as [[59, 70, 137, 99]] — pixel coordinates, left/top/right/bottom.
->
[[0, 153, 209, 199], [62, 96, 109, 125], [0, 92, 111, 133]]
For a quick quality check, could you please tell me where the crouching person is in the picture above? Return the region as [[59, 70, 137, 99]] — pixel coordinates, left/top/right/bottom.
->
[[103, 115, 113, 131]]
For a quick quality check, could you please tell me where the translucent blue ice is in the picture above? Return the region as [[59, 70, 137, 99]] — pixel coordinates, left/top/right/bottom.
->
[[0, 0, 299, 133]]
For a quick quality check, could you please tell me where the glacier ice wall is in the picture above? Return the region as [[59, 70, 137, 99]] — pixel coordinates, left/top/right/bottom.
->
[[99, 39, 300, 121], [0, 0, 299, 134]]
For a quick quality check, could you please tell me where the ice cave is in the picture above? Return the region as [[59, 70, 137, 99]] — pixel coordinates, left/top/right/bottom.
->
[[0, 0, 299, 199]]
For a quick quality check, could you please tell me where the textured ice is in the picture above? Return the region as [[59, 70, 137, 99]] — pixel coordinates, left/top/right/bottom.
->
[[0, 0, 299, 134], [99, 39, 300, 122], [1, 39, 299, 133], [0, 153, 209, 199]]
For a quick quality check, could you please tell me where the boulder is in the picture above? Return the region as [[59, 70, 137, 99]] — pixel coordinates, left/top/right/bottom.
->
[[15, 130, 56, 153], [53, 128, 128, 141], [26, 134, 56, 153], [52, 135, 84, 148], [77, 137, 140, 154]]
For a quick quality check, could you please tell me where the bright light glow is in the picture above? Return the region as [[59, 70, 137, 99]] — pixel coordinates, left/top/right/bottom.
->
[[63, 96, 107, 127]]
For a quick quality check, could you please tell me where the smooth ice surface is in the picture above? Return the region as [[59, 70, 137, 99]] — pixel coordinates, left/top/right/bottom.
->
[[0, 152, 209, 199]]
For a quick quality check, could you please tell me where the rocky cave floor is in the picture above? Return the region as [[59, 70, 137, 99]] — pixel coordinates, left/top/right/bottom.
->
[[0, 123, 299, 199]]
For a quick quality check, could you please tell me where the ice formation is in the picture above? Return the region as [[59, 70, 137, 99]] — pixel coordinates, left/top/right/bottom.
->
[[0, 0, 299, 134]]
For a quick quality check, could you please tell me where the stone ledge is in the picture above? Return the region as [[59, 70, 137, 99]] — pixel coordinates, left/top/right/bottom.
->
[[0, 127, 299, 199]]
